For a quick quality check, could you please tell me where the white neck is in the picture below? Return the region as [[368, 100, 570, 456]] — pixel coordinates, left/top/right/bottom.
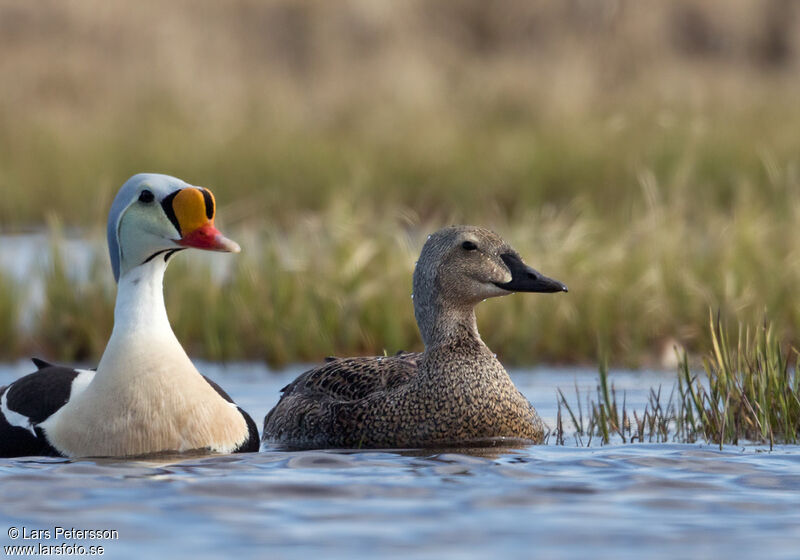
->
[[41, 256, 249, 456], [111, 258, 175, 343], [96, 257, 190, 382]]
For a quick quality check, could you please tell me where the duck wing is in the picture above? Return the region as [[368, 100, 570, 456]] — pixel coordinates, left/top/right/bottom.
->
[[262, 351, 419, 447], [279, 351, 419, 402], [0, 360, 94, 458]]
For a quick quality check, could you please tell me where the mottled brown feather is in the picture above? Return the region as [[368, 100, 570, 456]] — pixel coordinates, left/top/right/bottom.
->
[[262, 226, 561, 450], [277, 352, 419, 402]]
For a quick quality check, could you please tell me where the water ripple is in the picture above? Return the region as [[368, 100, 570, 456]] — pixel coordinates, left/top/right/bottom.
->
[[1, 367, 800, 559]]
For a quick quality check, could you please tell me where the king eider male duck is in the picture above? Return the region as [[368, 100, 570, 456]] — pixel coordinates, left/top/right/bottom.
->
[[0, 174, 259, 458], [262, 225, 568, 449]]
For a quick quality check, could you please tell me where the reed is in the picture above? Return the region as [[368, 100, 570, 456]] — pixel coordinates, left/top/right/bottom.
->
[[554, 314, 800, 447], [3, 184, 800, 369], [676, 313, 800, 448], [554, 362, 674, 446]]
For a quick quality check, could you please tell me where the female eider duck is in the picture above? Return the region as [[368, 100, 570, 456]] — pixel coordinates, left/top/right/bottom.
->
[[0, 174, 258, 458], [262, 225, 568, 449]]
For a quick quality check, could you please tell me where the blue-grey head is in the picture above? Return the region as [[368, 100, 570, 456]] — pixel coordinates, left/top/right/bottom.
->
[[107, 173, 240, 282]]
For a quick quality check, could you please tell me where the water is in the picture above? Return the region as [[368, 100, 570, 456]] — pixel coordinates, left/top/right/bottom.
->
[[2, 363, 799, 559]]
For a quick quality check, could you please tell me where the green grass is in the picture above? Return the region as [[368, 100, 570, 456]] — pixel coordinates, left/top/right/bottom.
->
[[4, 97, 800, 367], [3, 100, 799, 230], [5, 171, 800, 368], [676, 313, 800, 447], [3, 2, 800, 367], [32, 232, 114, 362], [165, 219, 421, 365], [0, 271, 18, 358], [554, 362, 674, 446], [554, 314, 800, 447]]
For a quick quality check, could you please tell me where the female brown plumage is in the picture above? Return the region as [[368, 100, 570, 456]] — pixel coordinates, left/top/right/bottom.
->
[[263, 225, 567, 449]]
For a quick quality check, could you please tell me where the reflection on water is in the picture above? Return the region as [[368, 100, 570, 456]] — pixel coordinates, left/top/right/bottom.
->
[[1, 364, 799, 560]]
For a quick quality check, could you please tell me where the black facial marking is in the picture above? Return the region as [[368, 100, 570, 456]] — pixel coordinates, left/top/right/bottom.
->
[[142, 249, 172, 265], [163, 248, 184, 263], [138, 189, 155, 204], [200, 188, 214, 220], [140, 248, 185, 268], [161, 191, 182, 235], [461, 241, 478, 251]]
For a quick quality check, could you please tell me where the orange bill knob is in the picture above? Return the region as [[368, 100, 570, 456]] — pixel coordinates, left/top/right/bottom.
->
[[172, 188, 240, 253]]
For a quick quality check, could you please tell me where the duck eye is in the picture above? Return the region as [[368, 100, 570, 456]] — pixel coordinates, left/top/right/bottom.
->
[[138, 189, 155, 204], [461, 241, 478, 251]]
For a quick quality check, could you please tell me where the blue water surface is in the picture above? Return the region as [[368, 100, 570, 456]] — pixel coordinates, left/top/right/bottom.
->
[[1, 363, 799, 560]]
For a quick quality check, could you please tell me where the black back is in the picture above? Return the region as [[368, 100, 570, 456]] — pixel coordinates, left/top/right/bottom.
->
[[0, 363, 80, 458]]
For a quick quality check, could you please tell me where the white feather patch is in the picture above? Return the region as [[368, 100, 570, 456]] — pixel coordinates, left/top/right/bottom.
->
[[69, 369, 96, 400], [1, 387, 36, 436]]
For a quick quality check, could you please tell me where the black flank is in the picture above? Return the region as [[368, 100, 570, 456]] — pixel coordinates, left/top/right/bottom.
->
[[202, 376, 260, 453], [235, 409, 260, 452]]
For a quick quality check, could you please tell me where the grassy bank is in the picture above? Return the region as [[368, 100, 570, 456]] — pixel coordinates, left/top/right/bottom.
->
[[1, 1, 800, 366], [3, 178, 800, 369], [556, 315, 800, 446], [3, 109, 800, 365]]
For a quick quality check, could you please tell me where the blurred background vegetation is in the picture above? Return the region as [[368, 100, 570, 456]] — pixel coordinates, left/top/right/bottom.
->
[[1, 0, 800, 367]]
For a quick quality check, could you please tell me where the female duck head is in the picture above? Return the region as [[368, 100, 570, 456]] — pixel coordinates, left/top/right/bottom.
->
[[107, 173, 240, 282], [412, 225, 567, 345]]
